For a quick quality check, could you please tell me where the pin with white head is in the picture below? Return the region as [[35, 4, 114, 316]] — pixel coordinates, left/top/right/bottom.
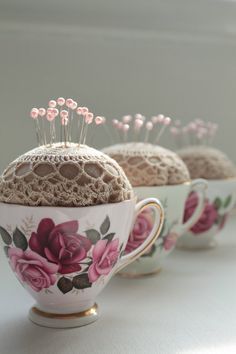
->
[[154, 116, 172, 144], [122, 115, 132, 124], [133, 117, 144, 141], [122, 123, 130, 142], [144, 121, 153, 142]]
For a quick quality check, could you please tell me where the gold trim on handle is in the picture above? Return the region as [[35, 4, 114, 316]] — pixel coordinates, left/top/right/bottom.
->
[[31, 304, 98, 320], [116, 201, 164, 273]]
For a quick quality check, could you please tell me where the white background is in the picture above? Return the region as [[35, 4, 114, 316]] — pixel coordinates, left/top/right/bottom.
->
[[0, 0, 236, 171]]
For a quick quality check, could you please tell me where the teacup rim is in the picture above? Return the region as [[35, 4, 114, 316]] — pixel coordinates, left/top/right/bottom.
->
[[0, 197, 137, 210], [134, 177, 236, 189]]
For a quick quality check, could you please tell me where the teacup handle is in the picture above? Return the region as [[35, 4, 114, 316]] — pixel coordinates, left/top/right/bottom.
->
[[177, 178, 208, 235], [114, 198, 164, 273]]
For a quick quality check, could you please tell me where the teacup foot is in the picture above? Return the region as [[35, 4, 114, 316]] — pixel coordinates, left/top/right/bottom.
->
[[118, 266, 162, 278], [29, 303, 99, 328], [177, 235, 217, 251], [177, 240, 217, 251]]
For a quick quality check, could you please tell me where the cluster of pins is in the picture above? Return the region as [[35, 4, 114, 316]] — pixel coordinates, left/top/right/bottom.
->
[[30, 98, 106, 147], [111, 114, 172, 144], [170, 119, 218, 148]]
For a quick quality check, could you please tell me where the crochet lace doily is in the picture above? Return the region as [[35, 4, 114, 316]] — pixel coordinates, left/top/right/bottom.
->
[[0, 143, 133, 207], [178, 145, 236, 180], [103, 143, 190, 186]]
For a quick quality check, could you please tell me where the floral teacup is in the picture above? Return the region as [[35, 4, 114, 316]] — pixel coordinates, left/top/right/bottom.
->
[[177, 179, 236, 249], [119, 179, 207, 277], [0, 198, 163, 328]]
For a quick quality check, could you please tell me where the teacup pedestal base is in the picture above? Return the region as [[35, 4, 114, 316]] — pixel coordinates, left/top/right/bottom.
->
[[118, 266, 162, 278], [177, 230, 217, 250], [29, 303, 99, 328], [118, 257, 162, 278]]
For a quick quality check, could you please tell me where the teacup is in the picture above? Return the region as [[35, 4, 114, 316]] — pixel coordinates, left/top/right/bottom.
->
[[0, 198, 164, 328], [119, 179, 207, 277], [177, 178, 236, 249]]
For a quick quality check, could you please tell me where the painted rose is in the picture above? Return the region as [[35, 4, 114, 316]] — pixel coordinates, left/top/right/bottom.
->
[[88, 239, 119, 282], [125, 209, 153, 254], [29, 219, 91, 274], [8, 248, 58, 292], [184, 193, 218, 234], [163, 232, 178, 251]]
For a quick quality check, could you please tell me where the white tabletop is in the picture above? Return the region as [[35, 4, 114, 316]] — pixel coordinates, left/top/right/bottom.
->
[[0, 216, 236, 354]]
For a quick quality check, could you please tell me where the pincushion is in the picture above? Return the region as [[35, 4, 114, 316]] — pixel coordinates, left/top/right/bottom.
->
[[0, 97, 134, 207], [178, 145, 236, 180], [0, 143, 133, 207], [103, 142, 190, 187]]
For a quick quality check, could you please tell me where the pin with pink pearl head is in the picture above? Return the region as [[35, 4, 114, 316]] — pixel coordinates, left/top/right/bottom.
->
[[144, 121, 153, 142], [82, 112, 94, 144], [30, 96, 105, 149], [60, 110, 69, 147], [133, 118, 144, 141], [30, 108, 41, 146], [154, 116, 172, 144], [78, 107, 90, 146]]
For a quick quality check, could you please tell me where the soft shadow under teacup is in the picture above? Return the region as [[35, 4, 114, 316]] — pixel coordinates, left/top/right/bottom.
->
[[177, 178, 236, 250], [0, 197, 164, 328], [119, 179, 207, 277]]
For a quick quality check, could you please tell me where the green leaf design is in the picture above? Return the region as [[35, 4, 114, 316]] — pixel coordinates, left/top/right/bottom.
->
[[4, 246, 10, 257], [100, 216, 110, 235], [57, 277, 73, 294], [103, 233, 115, 242], [85, 229, 101, 244], [72, 274, 92, 290], [0, 226, 12, 245], [120, 250, 126, 257], [213, 197, 222, 210], [13, 228, 28, 251], [141, 244, 156, 258], [224, 195, 232, 209], [119, 243, 124, 251]]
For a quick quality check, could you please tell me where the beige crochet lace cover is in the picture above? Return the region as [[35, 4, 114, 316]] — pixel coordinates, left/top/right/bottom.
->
[[0, 143, 133, 207], [178, 145, 236, 180], [103, 143, 190, 186]]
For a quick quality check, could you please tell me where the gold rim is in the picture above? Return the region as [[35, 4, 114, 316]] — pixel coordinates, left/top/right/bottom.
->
[[134, 181, 191, 189], [116, 201, 164, 273], [134, 177, 236, 189], [118, 267, 162, 278], [31, 304, 98, 320]]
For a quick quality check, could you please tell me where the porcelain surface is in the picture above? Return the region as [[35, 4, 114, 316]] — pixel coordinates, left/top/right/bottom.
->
[[120, 179, 207, 276], [0, 198, 164, 327], [178, 179, 236, 249]]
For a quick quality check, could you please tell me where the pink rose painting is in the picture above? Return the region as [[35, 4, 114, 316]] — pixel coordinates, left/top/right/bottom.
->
[[88, 239, 120, 282], [184, 192, 218, 234], [163, 232, 178, 251], [8, 248, 58, 292], [29, 219, 92, 274], [126, 207, 179, 257], [1, 214, 121, 294], [126, 209, 153, 254]]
